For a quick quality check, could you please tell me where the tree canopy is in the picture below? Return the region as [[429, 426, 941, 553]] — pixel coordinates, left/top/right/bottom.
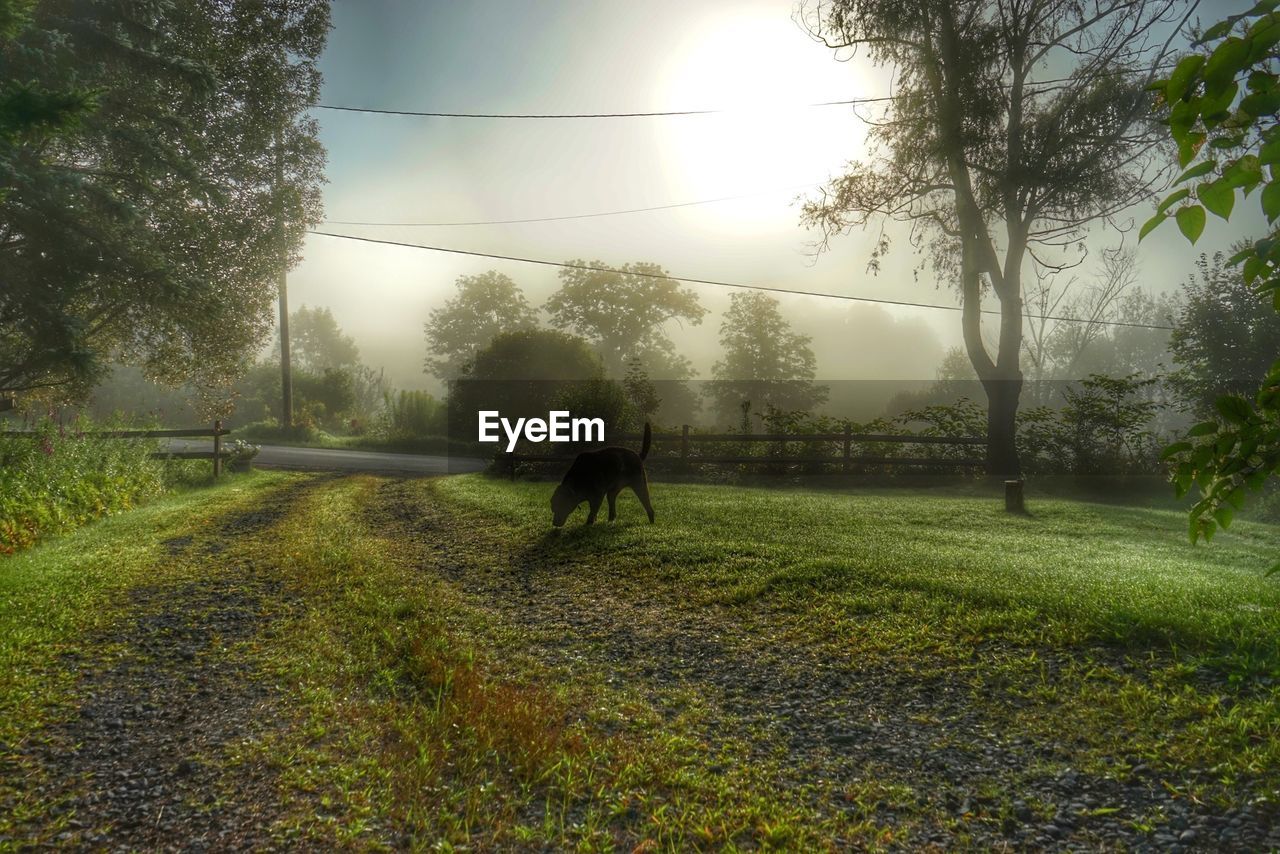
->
[[1170, 251, 1280, 416], [799, 0, 1193, 475], [283, 305, 361, 374], [0, 0, 329, 406], [706, 292, 827, 425], [423, 271, 538, 382], [544, 261, 706, 379]]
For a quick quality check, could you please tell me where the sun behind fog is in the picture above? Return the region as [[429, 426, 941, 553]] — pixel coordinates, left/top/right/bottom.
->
[[655, 11, 870, 226]]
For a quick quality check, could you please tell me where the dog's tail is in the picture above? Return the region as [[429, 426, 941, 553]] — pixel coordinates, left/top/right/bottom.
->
[[640, 421, 652, 460]]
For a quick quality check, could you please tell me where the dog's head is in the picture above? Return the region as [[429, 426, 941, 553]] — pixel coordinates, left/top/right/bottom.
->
[[550, 483, 581, 527]]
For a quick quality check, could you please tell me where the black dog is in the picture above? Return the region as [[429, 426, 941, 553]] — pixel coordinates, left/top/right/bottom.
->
[[550, 423, 655, 527]]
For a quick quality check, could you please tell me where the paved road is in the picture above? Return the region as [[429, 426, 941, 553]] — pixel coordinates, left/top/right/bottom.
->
[[166, 439, 486, 475]]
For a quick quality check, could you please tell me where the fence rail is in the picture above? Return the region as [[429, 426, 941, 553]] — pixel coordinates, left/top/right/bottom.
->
[[1, 421, 233, 477], [503, 424, 988, 478]]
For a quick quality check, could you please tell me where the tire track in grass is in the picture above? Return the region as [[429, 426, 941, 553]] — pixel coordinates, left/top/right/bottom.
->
[[12, 475, 330, 850], [368, 478, 1280, 851]]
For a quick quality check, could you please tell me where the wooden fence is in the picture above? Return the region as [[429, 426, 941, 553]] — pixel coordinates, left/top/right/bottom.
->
[[504, 425, 987, 479], [0, 420, 233, 477]]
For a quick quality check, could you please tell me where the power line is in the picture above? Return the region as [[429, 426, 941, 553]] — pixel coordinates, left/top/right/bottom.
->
[[323, 184, 820, 227], [313, 96, 896, 119], [306, 230, 1176, 331], [312, 68, 1168, 121]]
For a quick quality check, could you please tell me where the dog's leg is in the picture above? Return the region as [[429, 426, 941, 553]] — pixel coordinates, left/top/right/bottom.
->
[[633, 476, 655, 524], [585, 494, 602, 525], [607, 489, 620, 521]]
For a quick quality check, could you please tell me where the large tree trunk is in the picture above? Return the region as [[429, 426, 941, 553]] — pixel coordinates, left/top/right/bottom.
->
[[982, 376, 1022, 478]]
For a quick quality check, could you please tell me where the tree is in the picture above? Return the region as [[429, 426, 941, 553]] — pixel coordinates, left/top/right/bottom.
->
[[0, 0, 329, 405], [544, 261, 706, 378], [1143, 5, 1280, 553], [799, 0, 1193, 476], [1022, 249, 1139, 392], [0, 1, 93, 185], [885, 346, 981, 415], [283, 305, 360, 374], [706, 292, 828, 425], [1169, 251, 1280, 415], [623, 358, 662, 423], [447, 329, 604, 440], [423, 271, 537, 381]]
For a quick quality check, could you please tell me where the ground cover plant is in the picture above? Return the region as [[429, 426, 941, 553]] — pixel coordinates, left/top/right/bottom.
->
[[0, 418, 206, 555], [1, 472, 1276, 849]]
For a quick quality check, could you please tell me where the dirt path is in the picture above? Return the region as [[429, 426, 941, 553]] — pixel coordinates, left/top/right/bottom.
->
[[7, 474, 1277, 850], [368, 478, 1280, 851], [14, 481, 319, 851]]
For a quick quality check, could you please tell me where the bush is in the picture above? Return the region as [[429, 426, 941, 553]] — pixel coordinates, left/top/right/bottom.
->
[[0, 417, 187, 554], [237, 419, 322, 444], [551, 378, 636, 437], [379, 390, 446, 439]]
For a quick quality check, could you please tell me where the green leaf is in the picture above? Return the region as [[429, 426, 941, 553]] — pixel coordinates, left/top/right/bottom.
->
[[1244, 253, 1268, 282], [1242, 89, 1280, 117], [1229, 244, 1256, 264], [1203, 517, 1218, 541], [1214, 505, 1235, 529], [1176, 204, 1207, 242], [1175, 160, 1216, 183], [1198, 180, 1236, 219], [1202, 19, 1236, 42], [1166, 54, 1206, 103], [1178, 131, 1208, 167], [1217, 395, 1255, 423], [1202, 81, 1240, 125], [1188, 420, 1219, 437], [1158, 188, 1190, 213], [1139, 212, 1167, 241], [1222, 154, 1264, 189], [1262, 134, 1280, 165], [1204, 37, 1251, 87], [1247, 69, 1277, 91], [1249, 17, 1280, 61], [1263, 180, 1280, 221], [1161, 441, 1193, 460]]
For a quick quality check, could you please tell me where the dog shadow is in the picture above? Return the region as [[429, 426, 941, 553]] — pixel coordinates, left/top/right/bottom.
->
[[536, 519, 631, 548]]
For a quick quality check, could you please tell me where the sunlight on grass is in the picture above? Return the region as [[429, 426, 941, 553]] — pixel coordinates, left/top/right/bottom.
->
[[435, 476, 1280, 653]]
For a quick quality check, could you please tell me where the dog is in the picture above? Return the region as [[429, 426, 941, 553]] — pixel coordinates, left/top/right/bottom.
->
[[550, 422, 655, 527]]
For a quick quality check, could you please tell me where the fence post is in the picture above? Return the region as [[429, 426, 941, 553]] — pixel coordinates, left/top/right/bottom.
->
[[842, 423, 852, 474], [1005, 479, 1026, 514], [212, 419, 223, 479], [680, 424, 690, 473]]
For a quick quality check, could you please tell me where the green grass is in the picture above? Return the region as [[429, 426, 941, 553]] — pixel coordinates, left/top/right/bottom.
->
[[0, 471, 293, 832], [2, 472, 1277, 848], [437, 477, 1280, 655], [429, 477, 1280, 797]]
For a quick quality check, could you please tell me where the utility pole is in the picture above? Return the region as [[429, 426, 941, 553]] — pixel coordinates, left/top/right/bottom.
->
[[276, 129, 293, 429]]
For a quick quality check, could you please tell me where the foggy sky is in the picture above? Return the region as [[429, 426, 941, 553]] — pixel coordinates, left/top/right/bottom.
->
[[291, 0, 1259, 394]]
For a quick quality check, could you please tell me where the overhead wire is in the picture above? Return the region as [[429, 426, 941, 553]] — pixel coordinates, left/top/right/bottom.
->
[[323, 184, 820, 227], [312, 67, 1168, 120], [306, 230, 1176, 331]]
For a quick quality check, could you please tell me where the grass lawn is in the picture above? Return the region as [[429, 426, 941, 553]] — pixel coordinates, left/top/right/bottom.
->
[[2, 472, 1277, 849]]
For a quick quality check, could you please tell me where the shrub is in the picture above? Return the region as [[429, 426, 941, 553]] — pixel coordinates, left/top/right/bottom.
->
[[379, 390, 446, 438], [0, 417, 180, 554]]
